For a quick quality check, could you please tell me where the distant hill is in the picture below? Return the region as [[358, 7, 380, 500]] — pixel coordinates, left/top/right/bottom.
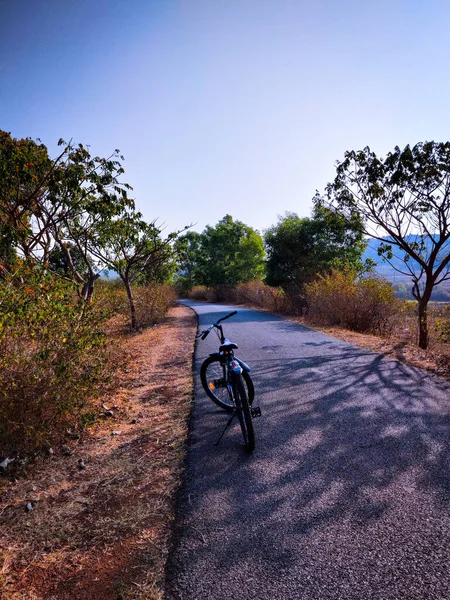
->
[[363, 235, 450, 301]]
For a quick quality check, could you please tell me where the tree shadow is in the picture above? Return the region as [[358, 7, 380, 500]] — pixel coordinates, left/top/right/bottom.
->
[[167, 335, 450, 598]]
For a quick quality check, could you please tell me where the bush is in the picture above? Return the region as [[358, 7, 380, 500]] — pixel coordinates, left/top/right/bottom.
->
[[0, 263, 117, 455], [233, 280, 291, 313], [305, 269, 401, 335], [188, 286, 216, 302], [133, 284, 177, 329]]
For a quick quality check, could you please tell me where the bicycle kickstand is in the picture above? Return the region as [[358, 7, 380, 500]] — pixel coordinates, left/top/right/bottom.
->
[[214, 410, 237, 446]]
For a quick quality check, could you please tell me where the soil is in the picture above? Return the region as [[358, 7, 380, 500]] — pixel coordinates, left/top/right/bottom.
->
[[0, 305, 197, 600]]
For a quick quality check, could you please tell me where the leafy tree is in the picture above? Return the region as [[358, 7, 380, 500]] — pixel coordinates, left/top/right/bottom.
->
[[264, 203, 367, 299], [196, 215, 265, 287], [47, 139, 133, 300], [87, 209, 181, 328], [48, 243, 89, 277], [173, 231, 203, 293], [324, 141, 450, 349], [0, 130, 54, 259], [0, 131, 134, 300]]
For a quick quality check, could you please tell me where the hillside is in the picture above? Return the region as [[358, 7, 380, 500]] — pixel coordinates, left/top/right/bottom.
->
[[363, 236, 450, 301]]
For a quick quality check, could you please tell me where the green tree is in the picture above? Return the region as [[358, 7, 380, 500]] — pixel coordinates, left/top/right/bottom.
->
[[196, 215, 265, 286], [87, 209, 181, 328], [0, 131, 134, 300], [0, 130, 54, 260], [173, 231, 203, 293], [264, 203, 366, 298], [324, 141, 450, 349]]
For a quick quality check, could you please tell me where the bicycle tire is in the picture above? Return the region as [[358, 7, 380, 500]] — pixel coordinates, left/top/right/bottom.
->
[[233, 373, 255, 452], [200, 355, 254, 412]]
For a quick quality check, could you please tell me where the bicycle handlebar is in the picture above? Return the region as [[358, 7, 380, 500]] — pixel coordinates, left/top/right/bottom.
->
[[216, 310, 237, 325], [196, 311, 237, 340]]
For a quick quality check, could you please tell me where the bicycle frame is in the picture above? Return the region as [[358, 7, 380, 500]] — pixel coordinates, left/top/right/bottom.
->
[[197, 310, 259, 450]]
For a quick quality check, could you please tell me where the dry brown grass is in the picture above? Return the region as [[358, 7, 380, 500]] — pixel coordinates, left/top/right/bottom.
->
[[0, 305, 196, 600]]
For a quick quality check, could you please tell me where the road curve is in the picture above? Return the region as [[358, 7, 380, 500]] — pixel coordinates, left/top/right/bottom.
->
[[165, 301, 450, 600]]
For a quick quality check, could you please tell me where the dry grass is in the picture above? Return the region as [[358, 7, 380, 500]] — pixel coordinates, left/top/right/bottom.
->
[[0, 305, 196, 600]]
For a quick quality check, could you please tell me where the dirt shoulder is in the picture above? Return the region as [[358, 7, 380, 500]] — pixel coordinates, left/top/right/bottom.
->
[[0, 305, 197, 600]]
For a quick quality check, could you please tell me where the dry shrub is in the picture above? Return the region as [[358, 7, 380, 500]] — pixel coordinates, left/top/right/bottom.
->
[[95, 278, 128, 315], [188, 285, 216, 302], [305, 268, 402, 335], [0, 264, 118, 456], [234, 280, 291, 312], [133, 284, 177, 329]]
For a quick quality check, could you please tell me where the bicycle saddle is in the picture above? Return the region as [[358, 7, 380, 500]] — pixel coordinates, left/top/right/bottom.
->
[[219, 338, 238, 351]]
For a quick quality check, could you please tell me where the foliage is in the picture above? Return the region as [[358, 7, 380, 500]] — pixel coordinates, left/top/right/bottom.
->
[[0, 130, 135, 301], [187, 285, 217, 302], [173, 231, 203, 293], [87, 210, 181, 328], [0, 261, 117, 455], [233, 280, 291, 313], [305, 268, 401, 334], [264, 203, 367, 295], [324, 141, 450, 348], [132, 284, 177, 329], [176, 215, 265, 289]]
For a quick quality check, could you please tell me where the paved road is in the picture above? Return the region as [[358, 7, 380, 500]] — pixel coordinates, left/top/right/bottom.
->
[[165, 301, 450, 600]]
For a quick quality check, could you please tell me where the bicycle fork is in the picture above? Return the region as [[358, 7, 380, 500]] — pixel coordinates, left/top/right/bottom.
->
[[214, 362, 261, 446]]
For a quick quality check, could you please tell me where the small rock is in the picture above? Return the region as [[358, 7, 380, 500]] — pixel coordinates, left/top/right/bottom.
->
[[77, 459, 86, 469], [130, 419, 137, 424], [25, 502, 33, 512], [47, 448, 54, 455], [112, 430, 122, 436], [0, 457, 15, 470], [104, 410, 114, 418]]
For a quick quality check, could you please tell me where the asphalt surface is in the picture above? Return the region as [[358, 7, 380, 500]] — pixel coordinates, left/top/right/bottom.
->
[[165, 301, 450, 600]]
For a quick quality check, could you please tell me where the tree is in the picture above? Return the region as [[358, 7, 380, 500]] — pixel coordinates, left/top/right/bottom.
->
[[196, 215, 265, 287], [0, 131, 134, 300], [173, 231, 203, 293], [264, 203, 367, 298], [87, 209, 181, 328], [323, 141, 450, 349], [0, 130, 54, 260]]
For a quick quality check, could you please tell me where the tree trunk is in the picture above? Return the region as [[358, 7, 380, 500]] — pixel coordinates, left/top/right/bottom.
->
[[81, 273, 100, 302], [418, 299, 429, 350], [122, 276, 137, 329]]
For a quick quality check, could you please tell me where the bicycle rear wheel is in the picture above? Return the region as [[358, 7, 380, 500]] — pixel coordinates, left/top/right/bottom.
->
[[200, 355, 254, 412], [233, 373, 255, 452]]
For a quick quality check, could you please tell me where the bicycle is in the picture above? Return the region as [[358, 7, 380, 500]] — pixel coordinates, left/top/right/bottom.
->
[[196, 310, 261, 452]]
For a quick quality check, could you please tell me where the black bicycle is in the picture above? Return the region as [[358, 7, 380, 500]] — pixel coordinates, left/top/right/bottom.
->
[[197, 310, 261, 452]]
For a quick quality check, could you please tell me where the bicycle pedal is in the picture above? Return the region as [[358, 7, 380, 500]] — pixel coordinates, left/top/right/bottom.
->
[[250, 406, 262, 418]]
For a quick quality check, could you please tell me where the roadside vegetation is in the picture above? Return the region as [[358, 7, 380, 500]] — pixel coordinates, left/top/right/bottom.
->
[[3, 130, 450, 597]]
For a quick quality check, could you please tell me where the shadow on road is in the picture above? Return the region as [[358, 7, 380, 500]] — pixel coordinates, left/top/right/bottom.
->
[[167, 330, 450, 595]]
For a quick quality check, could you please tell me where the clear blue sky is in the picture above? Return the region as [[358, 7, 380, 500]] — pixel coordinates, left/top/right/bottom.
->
[[1, 0, 450, 235]]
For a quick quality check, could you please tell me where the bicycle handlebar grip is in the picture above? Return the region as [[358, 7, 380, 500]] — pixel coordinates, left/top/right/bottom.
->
[[216, 310, 237, 325]]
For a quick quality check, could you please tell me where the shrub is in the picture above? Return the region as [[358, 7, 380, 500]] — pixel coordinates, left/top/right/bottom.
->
[[188, 286, 216, 302], [234, 280, 291, 313], [132, 284, 177, 329], [0, 262, 117, 455], [305, 268, 401, 335]]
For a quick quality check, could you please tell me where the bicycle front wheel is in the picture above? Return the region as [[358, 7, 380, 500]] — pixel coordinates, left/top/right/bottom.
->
[[233, 373, 255, 452], [200, 356, 254, 412]]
